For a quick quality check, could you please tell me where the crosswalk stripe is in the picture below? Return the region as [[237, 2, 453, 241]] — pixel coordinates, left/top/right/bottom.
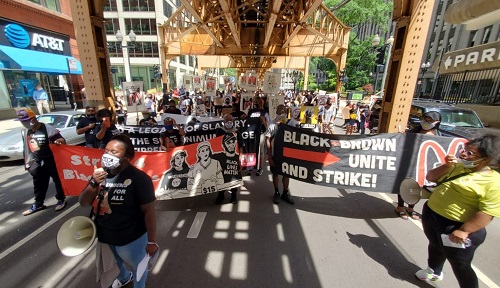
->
[[187, 212, 207, 238]]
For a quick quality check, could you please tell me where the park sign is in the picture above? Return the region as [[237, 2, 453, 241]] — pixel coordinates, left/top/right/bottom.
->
[[438, 40, 500, 74]]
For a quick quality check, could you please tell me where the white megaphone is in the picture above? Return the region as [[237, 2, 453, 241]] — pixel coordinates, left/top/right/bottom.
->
[[57, 216, 96, 257], [399, 178, 433, 206]]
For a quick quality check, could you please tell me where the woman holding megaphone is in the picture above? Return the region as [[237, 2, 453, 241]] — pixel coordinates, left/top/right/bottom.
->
[[79, 134, 157, 288], [415, 133, 500, 287]]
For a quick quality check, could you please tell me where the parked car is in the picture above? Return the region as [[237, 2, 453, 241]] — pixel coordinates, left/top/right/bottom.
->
[[408, 100, 485, 139], [368, 99, 485, 139], [0, 111, 86, 162]]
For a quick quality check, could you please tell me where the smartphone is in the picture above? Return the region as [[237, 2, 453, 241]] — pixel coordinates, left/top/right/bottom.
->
[[102, 117, 110, 126]]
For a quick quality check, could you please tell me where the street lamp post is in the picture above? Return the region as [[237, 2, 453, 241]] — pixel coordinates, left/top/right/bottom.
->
[[380, 36, 394, 99], [287, 71, 300, 96], [116, 30, 137, 123], [115, 30, 136, 82], [418, 61, 431, 98]]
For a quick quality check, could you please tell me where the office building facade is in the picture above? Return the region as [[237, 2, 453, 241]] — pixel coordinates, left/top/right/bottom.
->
[[103, 0, 196, 92]]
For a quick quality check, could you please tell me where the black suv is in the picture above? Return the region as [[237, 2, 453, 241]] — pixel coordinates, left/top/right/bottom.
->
[[408, 100, 485, 139]]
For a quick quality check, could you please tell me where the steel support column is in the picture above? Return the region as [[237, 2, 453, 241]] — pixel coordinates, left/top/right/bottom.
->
[[69, 0, 115, 112], [378, 0, 437, 133]]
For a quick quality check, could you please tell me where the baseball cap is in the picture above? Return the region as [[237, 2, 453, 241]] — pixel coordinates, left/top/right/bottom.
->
[[16, 109, 36, 121]]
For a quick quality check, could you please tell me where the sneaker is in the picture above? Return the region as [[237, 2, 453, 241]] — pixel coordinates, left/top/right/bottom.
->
[[281, 193, 295, 205], [273, 192, 280, 204], [256, 169, 263, 176], [55, 200, 67, 211], [22, 204, 46, 216], [109, 272, 133, 288], [415, 267, 443, 282]]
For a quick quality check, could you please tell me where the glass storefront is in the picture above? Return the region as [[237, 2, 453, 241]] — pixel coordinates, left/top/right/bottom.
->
[[0, 70, 60, 109]]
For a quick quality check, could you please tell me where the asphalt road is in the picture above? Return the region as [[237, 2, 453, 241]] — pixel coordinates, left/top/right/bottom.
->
[[0, 114, 499, 288], [1, 156, 500, 288]]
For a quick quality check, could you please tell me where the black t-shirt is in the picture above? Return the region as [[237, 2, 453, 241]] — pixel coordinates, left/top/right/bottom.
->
[[26, 123, 57, 161], [247, 108, 267, 133], [76, 116, 97, 147], [95, 165, 155, 246], [164, 108, 182, 115], [92, 123, 121, 149], [231, 110, 246, 119], [160, 129, 183, 146]]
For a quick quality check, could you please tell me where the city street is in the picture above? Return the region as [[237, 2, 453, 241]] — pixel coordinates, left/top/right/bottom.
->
[[1, 118, 500, 288]]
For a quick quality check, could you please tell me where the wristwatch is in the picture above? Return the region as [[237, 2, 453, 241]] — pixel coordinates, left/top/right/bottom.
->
[[89, 178, 98, 189]]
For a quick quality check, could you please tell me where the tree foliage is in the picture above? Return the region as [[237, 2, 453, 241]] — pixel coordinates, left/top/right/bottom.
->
[[314, 0, 392, 92], [325, 0, 393, 32]]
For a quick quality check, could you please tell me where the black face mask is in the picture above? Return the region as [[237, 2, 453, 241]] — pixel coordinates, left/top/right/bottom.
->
[[87, 114, 96, 119], [253, 104, 259, 109]]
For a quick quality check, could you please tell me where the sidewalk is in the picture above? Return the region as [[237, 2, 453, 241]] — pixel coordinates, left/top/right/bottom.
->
[[0, 101, 75, 134]]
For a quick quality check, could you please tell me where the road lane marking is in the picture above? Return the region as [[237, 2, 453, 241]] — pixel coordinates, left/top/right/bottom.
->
[[0, 202, 79, 260], [378, 192, 500, 288], [281, 254, 293, 283], [187, 212, 207, 238]]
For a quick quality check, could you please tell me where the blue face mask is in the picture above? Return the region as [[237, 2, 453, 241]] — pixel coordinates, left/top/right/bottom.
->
[[458, 158, 484, 169], [165, 124, 173, 130]]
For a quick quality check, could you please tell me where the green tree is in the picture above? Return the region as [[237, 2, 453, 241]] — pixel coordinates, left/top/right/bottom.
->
[[319, 0, 393, 91]]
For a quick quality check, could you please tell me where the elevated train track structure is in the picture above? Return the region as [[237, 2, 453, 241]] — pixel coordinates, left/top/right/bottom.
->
[[70, 0, 438, 133]]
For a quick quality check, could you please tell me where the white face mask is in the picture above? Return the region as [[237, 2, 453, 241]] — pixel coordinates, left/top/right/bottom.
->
[[421, 121, 437, 130], [224, 121, 234, 129], [101, 153, 122, 170]]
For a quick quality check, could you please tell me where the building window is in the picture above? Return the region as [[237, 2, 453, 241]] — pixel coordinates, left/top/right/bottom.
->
[[124, 19, 156, 35], [107, 41, 123, 58], [163, 0, 173, 17], [122, 0, 155, 12], [481, 25, 492, 44], [105, 19, 120, 35], [128, 42, 159, 57], [103, 0, 118, 11], [27, 0, 61, 12], [179, 56, 186, 64], [468, 30, 478, 47]]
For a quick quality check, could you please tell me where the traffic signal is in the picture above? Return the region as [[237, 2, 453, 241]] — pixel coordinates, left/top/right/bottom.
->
[[153, 65, 160, 79], [339, 69, 345, 79], [375, 46, 387, 65]]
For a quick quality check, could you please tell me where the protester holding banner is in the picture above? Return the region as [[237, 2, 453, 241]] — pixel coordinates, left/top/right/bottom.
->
[[17, 109, 67, 216], [159, 117, 185, 152], [139, 111, 158, 126], [266, 105, 294, 205], [213, 114, 243, 204], [396, 111, 443, 220], [79, 135, 157, 288], [187, 142, 224, 195], [76, 105, 97, 147], [415, 133, 500, 288], [93, 108, 121, 149], [246, 96, 269, 176], [164, 100, 182, 115], [231, 103, 247, 119]]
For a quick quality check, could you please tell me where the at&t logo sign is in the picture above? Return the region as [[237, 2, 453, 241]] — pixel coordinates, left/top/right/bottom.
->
[[4, 23, 64, 52]]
